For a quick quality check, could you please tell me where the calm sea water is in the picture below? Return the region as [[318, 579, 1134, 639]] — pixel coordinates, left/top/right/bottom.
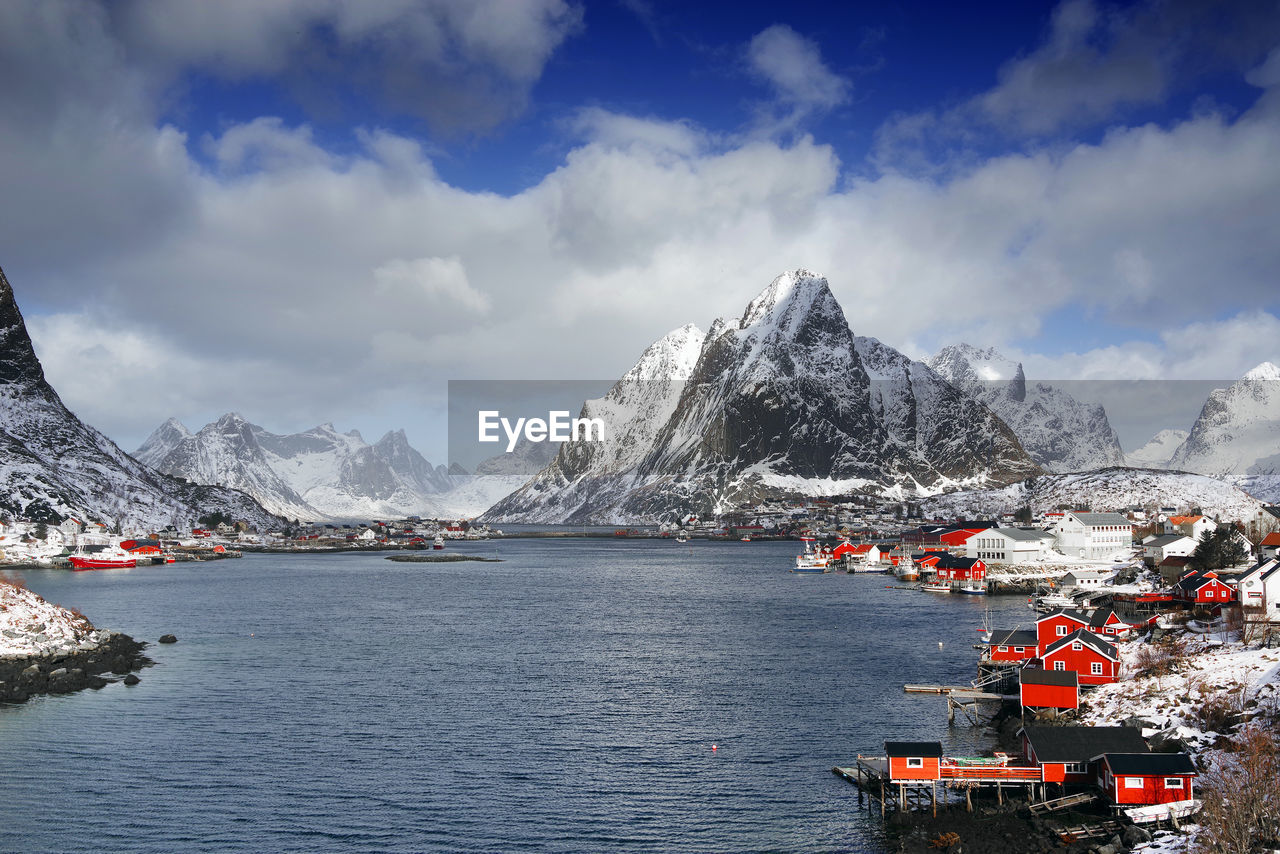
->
[[1, 540, 1030, 853]]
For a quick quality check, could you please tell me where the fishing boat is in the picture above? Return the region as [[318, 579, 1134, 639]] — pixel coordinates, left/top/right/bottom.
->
[[432, 535, 445, 550], [740, 536, 751, 542], [920, 577, 951, 592], [675, 534, 688, 543], [956, 578, 987, 595], [69, 548, 136, 570], [792, 537, 832, 573]]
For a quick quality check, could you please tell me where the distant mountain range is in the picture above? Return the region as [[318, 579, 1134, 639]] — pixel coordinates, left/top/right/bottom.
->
[[928, 344, 1127, 473], [135, 415, 526, 522], [483, 270, 1043, 523], [0, 266, 280, 530]]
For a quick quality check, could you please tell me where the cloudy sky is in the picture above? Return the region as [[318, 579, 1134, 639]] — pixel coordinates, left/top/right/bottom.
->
[[3, 0, 1279, 460]]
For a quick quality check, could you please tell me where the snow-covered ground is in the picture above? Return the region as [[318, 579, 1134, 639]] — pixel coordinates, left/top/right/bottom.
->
[[1078, 622, 1280, 853], [0, 577, 110, 658]]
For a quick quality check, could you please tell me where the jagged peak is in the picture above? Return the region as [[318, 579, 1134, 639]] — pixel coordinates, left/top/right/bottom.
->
[[375, 428, 409, 447], [1243, 361, 1280, 382], [160, 416, 191, 435], [214, 412, 250, 428], [736, 269, 831, 331]]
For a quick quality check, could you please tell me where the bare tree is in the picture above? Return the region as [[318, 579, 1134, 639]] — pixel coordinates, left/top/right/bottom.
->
[[1196, 727, 1280, 854]]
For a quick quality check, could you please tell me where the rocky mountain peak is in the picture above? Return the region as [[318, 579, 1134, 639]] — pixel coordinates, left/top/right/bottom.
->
[[0, 266, 51, 389]]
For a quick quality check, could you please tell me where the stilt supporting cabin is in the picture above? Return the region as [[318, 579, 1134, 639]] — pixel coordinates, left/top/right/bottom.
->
[[833, 742, 1044, 819]]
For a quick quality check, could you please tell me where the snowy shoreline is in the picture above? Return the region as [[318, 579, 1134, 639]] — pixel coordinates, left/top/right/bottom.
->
[[0, 579, 151, 703]]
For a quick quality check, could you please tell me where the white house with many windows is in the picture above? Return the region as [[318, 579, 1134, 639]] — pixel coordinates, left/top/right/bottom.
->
[[1052, 512, 1133, 560], [1236, 558, 1280, 622], [966, 528, 1055, 564]]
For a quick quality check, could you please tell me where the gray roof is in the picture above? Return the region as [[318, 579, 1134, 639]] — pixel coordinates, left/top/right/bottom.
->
[[1021, 667, 1078, 688], [987, 629, 1038, 647], [1019, 726, 1149, 763], [1071, 512, 1132, 527], [1145, 533, 1192, 547], [994, 527, 1054, 542], [885, 741, 943, 758], [1102, 753, 1195, 775], [1043, 628, 1119, 660]]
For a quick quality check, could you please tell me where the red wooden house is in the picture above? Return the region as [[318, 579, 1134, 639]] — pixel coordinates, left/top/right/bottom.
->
[[835, 543, 884, 563], [1035, 609, 1091, 652], [984, 629, 1038, 663], [1019, 726, 1149, 787], [933, 554, 987, 583], [1174, 570, 1236, 605], [1098, 753, 1196, 806], [1039, 630, 1120, 685], [884, 741, 943, 782], [1019, 667, 1079, 711]]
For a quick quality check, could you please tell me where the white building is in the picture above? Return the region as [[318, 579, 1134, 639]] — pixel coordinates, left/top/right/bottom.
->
[[1060, 568, 1116, 590], [1052, 512, 1133, 560], [1142, 533, 1198, 566], [1236, 558, 1280, 622], [966, 528, 1055, 564]]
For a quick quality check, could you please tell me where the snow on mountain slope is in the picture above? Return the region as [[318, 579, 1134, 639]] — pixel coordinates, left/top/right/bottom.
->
[[929, 343, 1126, 473], [918, 468, 1262, 523], [1124, 429, 1190, 469], [137, 415, 501, 521], [0, 266, 279, 530], [1168, 362, 1280, 478], [485, 271, 1040, 523], [135, 413, 318, 521]]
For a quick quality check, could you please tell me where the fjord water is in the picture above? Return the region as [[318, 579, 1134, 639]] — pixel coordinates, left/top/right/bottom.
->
[[2, 540, 1029, 853]]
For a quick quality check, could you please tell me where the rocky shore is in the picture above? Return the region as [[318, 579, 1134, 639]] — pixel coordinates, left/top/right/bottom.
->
[[1, 576, 153, 703], [0, 631, 151, 703]]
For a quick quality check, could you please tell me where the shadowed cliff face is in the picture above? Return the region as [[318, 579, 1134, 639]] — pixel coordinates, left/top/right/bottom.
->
[[0, 266, 51, 388], [0, 265, 279, 529], [484, 270, 1041, 524]]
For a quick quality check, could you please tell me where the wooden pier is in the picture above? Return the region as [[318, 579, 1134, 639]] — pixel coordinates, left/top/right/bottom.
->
[[834, 754, 1047, 817], [903, 684, 1014, 724]]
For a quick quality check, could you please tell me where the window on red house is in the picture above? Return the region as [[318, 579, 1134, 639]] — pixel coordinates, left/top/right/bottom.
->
[[1164, 778, 1183, 788], [1057, 626, 1068, 636], [1053, 661, 1066, 671], [1091, 663, 1103, 675], [906, 757, 923, 768]]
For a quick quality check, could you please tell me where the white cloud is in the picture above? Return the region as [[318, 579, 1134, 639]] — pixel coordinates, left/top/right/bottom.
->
[[874, 0, 1280, 167], [373, 256, 491, 314], [746, 24, 850, 135], [4, 0, 1280, 458], [110, 0, 583, 133]]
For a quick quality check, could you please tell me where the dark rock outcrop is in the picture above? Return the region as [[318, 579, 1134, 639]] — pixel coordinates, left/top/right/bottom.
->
[[0, 632, 151, 703]]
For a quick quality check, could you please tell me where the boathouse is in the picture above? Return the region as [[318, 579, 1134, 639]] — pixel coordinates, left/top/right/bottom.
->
[[984, 629, 1038, 663], [1019, 667, 1079, 712], [1019, 726, 1149, 787], [1035, 608, 1091, 650], [884, 741, 943, 781], [1098, 753, 1196, 807], [1038, 629, 1119, 685]]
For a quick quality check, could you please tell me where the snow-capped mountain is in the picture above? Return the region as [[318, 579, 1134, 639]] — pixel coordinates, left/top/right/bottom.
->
[[484, 271, 1040, 523], [1168, 362, 1280, 478], [136, 416, 466, 521], [0, 266, 279, 530], [918, 467, 1263, 523], [1124, 429, 1190, 469], [928, 344, 1126, 473]]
